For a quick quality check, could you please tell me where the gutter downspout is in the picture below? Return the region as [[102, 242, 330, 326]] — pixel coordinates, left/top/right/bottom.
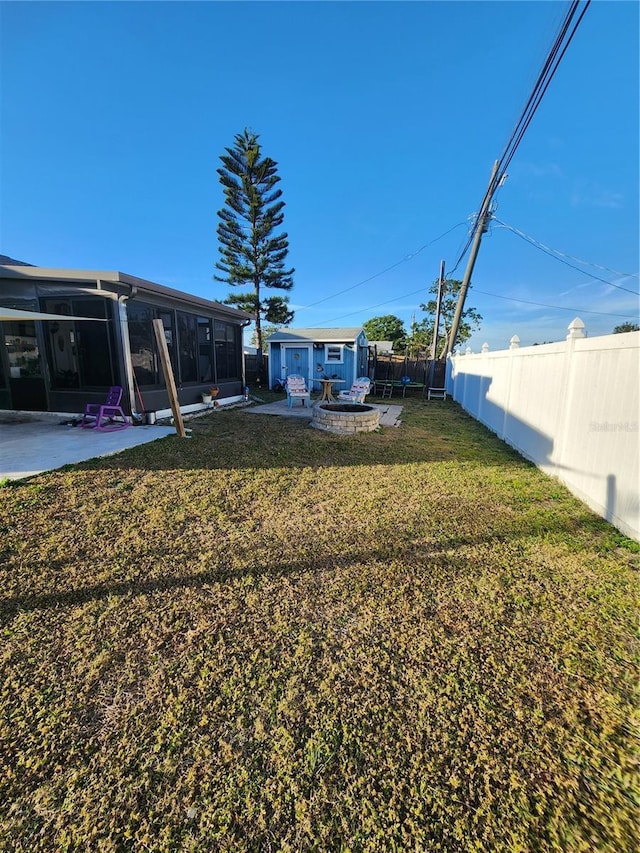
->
[[119, 287, 137, 417], [241, 319, 252, 388], [103, 279, 138, 416]]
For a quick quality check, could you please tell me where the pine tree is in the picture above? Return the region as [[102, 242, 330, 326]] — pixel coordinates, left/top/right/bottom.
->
[[215, 129, 294, 377]]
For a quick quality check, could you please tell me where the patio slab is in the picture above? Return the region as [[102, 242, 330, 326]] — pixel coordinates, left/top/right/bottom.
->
[[0, 419, 176, 481], [245, 399, 403, 427]]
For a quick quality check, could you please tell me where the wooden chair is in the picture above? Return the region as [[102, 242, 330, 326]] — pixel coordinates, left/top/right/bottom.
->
[[80, 386, 129, 431], [337, 377, 371, 403], [285, 375, 311, 408]]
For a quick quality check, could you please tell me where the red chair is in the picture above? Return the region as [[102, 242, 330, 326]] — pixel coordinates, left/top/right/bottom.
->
[[80, 386, 129, 431]]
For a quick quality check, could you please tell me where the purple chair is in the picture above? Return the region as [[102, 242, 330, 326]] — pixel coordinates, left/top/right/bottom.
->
[[80, 386, 129, 432]]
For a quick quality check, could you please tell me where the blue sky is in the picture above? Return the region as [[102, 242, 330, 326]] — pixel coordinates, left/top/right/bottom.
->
[[1, 0, 638, 351]]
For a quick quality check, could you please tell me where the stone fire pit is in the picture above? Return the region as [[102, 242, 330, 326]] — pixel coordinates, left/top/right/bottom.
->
[[311, 403, 380, 434]]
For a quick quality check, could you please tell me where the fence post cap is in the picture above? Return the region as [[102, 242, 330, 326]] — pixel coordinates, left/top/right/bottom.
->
[[567, 317, 586, 339], [509, 335, 520, 349]]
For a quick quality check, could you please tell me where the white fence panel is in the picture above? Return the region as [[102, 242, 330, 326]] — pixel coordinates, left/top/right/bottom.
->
[[448, 325, 639, 541]]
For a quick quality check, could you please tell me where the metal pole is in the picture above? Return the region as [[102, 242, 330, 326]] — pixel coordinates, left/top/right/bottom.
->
[[430, 259, 445, 362], [445, 160, 499, 357], [427, 260, 445, 390]]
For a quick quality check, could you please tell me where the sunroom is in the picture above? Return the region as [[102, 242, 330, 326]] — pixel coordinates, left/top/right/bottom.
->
[[0, 262, 251, 417]]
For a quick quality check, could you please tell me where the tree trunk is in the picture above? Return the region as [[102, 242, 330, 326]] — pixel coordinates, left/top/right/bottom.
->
[[254, 277, 265, 382], [255, 317, 264, 376]]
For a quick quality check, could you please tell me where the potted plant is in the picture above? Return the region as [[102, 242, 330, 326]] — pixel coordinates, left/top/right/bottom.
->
[[201, 386, 219, 404]]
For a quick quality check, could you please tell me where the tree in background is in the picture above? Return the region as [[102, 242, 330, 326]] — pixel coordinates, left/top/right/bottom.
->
[[251, 324, 281, 353], [405, 316, 432, 357], [613, 322, 639, 334], [215, 129, 294, 377], [362, 315, 407, 352], [420, 278, 482, 356]]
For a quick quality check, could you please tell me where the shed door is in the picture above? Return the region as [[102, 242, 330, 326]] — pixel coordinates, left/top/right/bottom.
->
[[283, 347, 309, 381]]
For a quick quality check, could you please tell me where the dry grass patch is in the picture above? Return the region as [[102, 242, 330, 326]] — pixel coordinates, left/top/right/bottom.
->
[[1, 399, 638, 852]]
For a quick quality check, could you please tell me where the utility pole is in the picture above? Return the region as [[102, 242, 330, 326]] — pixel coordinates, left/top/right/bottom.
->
[[445, 160, 500, 357], [427, 259, 445, 390], [430, 259, 445, 362]]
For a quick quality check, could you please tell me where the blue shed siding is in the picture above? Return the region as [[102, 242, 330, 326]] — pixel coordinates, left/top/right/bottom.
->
[[270, 344, 283, 386], [267, 329, 369, 390], [311, 346, 354, 387]]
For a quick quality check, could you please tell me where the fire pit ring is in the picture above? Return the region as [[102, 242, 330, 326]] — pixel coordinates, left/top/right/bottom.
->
[[311, 402, 380, 434]]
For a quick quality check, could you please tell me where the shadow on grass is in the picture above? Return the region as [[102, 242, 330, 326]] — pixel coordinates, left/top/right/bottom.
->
[[0, 504, 601, 624]]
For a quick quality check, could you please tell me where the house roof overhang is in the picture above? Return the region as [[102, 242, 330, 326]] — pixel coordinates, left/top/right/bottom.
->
[[0, 266, 253, 323], [268, 327, 366, 345], [0, 306, 109, 322]]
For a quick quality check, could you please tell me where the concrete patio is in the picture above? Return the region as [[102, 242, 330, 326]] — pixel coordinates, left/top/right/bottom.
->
[[0, 415, 176, 481], [0, 400, 403, 483]]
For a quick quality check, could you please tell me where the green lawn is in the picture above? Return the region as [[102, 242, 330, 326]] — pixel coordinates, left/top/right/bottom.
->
[[1, 397, 638, 852]]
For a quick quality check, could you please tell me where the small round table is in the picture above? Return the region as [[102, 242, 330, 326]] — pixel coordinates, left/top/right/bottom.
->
[[317, 378, 345, 402]]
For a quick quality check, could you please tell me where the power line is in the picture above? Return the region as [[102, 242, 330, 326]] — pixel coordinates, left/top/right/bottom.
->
[[496, 0, 591, 184], [313, 270, 635, 329], [295, 222, 467, 312], [314, 286, 427, 327], [445, 0, 592, 351], [308, 3, 600, 337], [308, 3, 622, 336], [471, 286, 636, 318], [447, 216, 476, 277], [493, 218, 640, 294]]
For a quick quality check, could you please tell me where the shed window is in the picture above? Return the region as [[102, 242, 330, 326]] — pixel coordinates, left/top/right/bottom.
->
[[324, 344, 344, 364]]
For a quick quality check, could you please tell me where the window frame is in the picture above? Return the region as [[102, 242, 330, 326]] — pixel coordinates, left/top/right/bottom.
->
[[214, 319, 241, 381], [324, 344, 344, 364], [176, 310, 199, 385], [42, 297, 116, 389]]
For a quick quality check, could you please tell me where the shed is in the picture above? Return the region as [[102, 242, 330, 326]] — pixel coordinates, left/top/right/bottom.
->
[[267, 327, 369, 391], [0, 263, 252, 416]]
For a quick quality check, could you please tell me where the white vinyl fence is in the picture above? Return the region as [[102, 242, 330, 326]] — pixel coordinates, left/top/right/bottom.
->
[[447, 321, 639, 541]]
